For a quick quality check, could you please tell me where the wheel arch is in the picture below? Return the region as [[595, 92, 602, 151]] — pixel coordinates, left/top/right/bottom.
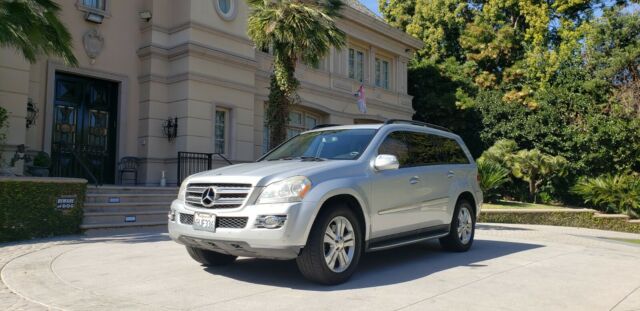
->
[[457, 191, 478, 217], [303, 190, 371, 244]]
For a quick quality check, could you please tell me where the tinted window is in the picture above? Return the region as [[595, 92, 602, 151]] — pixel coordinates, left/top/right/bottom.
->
[[377, 131, 469, 167], [262, 129, 377, 161]]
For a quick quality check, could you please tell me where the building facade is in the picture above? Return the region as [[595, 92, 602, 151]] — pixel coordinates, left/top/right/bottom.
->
[[0, 0, 422, 186]]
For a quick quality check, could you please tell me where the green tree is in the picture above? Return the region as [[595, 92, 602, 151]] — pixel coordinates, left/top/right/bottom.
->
[[247, 0, 345, 147], [0, 0, 77, 65], [509, 149, 568, 203], [572, 172, 640, 217]]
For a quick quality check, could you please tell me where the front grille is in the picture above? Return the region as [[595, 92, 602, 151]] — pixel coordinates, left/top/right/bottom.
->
[[185, 183, 252, 209], [180, 213, 194, 224], [179, 213, 247, 229], [217, 217, 248, 228]]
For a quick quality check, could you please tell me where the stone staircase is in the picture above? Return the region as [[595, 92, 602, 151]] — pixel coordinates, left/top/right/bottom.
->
[[82, 185, 178, 233]]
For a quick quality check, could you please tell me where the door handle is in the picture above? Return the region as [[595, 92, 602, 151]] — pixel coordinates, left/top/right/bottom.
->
[[410, 176, 420, 184], [447, 170, 455, 178]]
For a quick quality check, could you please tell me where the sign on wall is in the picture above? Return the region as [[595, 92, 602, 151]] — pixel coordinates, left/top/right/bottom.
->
[[56, 195, 76, 209]]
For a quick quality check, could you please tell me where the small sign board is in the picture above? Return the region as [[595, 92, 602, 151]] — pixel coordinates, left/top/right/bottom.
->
[[124, 216, 136, 223], [56, 196, 76, 209], [108, 197, 121, 203]]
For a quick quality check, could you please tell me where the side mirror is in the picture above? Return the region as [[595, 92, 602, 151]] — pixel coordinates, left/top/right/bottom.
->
[[374, 154, 399, 171]]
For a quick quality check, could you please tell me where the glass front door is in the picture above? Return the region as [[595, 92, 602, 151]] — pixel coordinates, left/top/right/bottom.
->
[[51, 73, 118, 184]]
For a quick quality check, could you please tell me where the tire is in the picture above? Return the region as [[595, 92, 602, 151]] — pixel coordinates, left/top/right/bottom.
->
[[296, 203, 363, 285], [186, 246, 237, 266], [439, 199, 475, 252]]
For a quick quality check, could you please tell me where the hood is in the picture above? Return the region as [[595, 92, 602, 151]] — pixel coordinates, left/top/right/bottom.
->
[[185, 160, 356, 186]]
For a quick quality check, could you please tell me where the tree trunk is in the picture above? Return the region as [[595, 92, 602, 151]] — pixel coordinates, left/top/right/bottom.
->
[[267, 75, 289, 148]]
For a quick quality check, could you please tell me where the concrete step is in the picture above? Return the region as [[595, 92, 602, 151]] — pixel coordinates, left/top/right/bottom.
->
[[82, 211, 169, 225], [87, 185, 178, 195], [80, 221, 167, 230], [83, 202, 170, 213], [86, 193, 177, 204]]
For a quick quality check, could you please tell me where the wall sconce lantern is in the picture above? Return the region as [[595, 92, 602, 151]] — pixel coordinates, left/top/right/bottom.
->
[[162, 117, 178, 141], [26, 98, 39, 128]]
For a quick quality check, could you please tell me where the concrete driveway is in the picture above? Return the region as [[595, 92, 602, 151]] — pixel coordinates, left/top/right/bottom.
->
[[2, 223, 640, 311]]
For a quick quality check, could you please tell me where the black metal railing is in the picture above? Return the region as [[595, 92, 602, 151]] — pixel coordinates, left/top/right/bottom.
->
[[51, 142, 102, 187], [177, 152, 232, 184]]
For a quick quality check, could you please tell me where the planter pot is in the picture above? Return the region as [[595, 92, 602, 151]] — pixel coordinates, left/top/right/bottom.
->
[[28, 166, 50, 177]]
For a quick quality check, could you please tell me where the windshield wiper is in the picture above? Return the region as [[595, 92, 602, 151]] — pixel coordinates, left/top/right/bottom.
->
[[267, 156, 294, 161], [299, 156, 326, 161]]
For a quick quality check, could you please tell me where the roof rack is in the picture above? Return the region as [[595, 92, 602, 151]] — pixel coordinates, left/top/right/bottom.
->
[[311, 124, 342, 130], [383, 119, 452, 132]]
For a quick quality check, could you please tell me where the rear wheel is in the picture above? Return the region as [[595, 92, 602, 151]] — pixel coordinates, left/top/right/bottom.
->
[[186, 246, 237, 266], [440, 199, 475, 252], [296, 204, 363, 285]]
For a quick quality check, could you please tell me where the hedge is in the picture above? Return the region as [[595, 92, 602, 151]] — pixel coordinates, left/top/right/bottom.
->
[[479, 211, 640, 234], [0, 177, 87, 242]]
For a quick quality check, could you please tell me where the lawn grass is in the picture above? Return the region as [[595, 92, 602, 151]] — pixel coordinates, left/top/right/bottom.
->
[[483, 201, 570, 210], [603, 238, 640, 245]]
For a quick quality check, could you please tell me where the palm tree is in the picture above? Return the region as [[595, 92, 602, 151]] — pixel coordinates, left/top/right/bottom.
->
[[0, 0, 77, 65], [248, 0, 346, 147]]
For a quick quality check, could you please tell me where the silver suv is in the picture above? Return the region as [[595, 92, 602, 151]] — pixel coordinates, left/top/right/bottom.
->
[[169, 120, 482, 284]]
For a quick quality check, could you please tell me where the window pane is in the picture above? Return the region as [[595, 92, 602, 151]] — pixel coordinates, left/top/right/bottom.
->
[[289, 111, 302, 125], [219, 0, 231, 13], [356, 51, 364, 82], [375, 59, 381, 87], [287, 128, 302, 139], [348, 49, 355, 79], [214, 110, 226, 154], [378, 132, 410, 167], [383, 61, 389, 89], [442, 138, 470, 164], [305, 116, 317, 129], [83, 0, 105, 10]]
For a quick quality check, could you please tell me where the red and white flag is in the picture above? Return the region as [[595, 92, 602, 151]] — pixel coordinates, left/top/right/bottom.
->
[[356, 84, 367, 114]]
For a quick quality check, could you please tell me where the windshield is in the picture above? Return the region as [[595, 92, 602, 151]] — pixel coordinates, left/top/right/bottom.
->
[[262, 129, 377, 161]]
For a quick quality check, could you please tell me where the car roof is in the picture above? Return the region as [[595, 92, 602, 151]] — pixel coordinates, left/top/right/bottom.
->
[[305, 123, 460, 139]]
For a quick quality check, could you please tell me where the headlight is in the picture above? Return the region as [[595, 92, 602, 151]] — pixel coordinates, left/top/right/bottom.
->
[[257, 176, 312, 204], [177, 179, 189, 200]]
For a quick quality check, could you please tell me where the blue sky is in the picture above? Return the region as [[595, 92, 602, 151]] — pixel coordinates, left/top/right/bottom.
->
[[360, 0, 382, 16]]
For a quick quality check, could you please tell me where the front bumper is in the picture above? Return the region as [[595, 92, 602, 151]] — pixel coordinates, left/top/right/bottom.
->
[[168, 199, 313, 260]]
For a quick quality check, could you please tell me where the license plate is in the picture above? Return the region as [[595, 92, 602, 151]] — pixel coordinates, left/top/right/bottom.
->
[[193, 212, 216, 232]]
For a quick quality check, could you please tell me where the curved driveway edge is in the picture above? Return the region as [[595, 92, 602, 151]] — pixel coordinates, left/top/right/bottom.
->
[[1, 224, 640, 311]]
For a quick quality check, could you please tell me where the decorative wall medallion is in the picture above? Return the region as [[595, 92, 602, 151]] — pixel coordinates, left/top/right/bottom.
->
[[83, 29, 104, 62]]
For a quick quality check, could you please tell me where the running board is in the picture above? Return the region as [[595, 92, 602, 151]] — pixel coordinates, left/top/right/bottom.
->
[[366, 225, 450, 252]]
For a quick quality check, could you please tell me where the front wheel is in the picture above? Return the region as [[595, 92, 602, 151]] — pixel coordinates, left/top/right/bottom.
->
[[296, 204, 363, 285], [440, 199, 475, 252]]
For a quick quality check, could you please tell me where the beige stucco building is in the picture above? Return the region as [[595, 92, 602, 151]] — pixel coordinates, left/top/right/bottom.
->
[[0, 0, 422, 186]]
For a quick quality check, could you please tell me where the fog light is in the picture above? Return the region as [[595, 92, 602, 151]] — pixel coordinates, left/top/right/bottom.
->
[[168, 210, 175, 221], [256, 215, 287, 229]]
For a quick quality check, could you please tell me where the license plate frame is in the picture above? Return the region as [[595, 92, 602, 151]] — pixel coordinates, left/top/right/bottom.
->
[[193, 212, 217, 232]]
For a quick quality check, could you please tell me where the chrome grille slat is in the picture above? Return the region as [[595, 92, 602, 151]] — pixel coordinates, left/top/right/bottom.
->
[[185, 183, 252, 209]]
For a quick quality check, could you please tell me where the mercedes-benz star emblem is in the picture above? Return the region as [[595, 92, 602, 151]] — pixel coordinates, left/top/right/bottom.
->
[[200, 186, 217, 208]]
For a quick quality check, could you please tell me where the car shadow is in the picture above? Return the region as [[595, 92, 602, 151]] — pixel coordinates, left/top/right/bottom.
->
[[203, 238, 543, 290]]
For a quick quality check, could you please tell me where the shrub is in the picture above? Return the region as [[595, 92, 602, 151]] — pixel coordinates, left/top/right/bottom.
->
[[477, 159, 510, 202], [479, 211, 640, 234], [32, 151, 52, 167], [509, 149, 568, 203], [0, 178, 86, 242], [571, 172, 640, 218]]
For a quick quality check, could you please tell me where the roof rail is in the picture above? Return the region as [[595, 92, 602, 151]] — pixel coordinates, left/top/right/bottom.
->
[[311, 124, 341, 130], [383, 119, 452, 132]]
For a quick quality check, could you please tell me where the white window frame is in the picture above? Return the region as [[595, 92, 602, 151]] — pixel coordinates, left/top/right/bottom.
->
[[214, 108, 230, 155], [375, 58, 390, 89], [214, 0, 238, 21], [348, 48, 365, 83], [76, 0, 109, 16]]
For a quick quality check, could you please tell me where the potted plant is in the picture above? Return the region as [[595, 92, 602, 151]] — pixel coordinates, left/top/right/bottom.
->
[[29, 151, 51, 177]]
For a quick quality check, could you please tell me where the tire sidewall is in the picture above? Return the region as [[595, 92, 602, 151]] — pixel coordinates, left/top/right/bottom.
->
[[451, 200, 476, 250], [315, 206, 363, 279]]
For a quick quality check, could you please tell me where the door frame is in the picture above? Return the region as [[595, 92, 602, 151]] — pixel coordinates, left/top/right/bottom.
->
[[44, 61, 129, 182]]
